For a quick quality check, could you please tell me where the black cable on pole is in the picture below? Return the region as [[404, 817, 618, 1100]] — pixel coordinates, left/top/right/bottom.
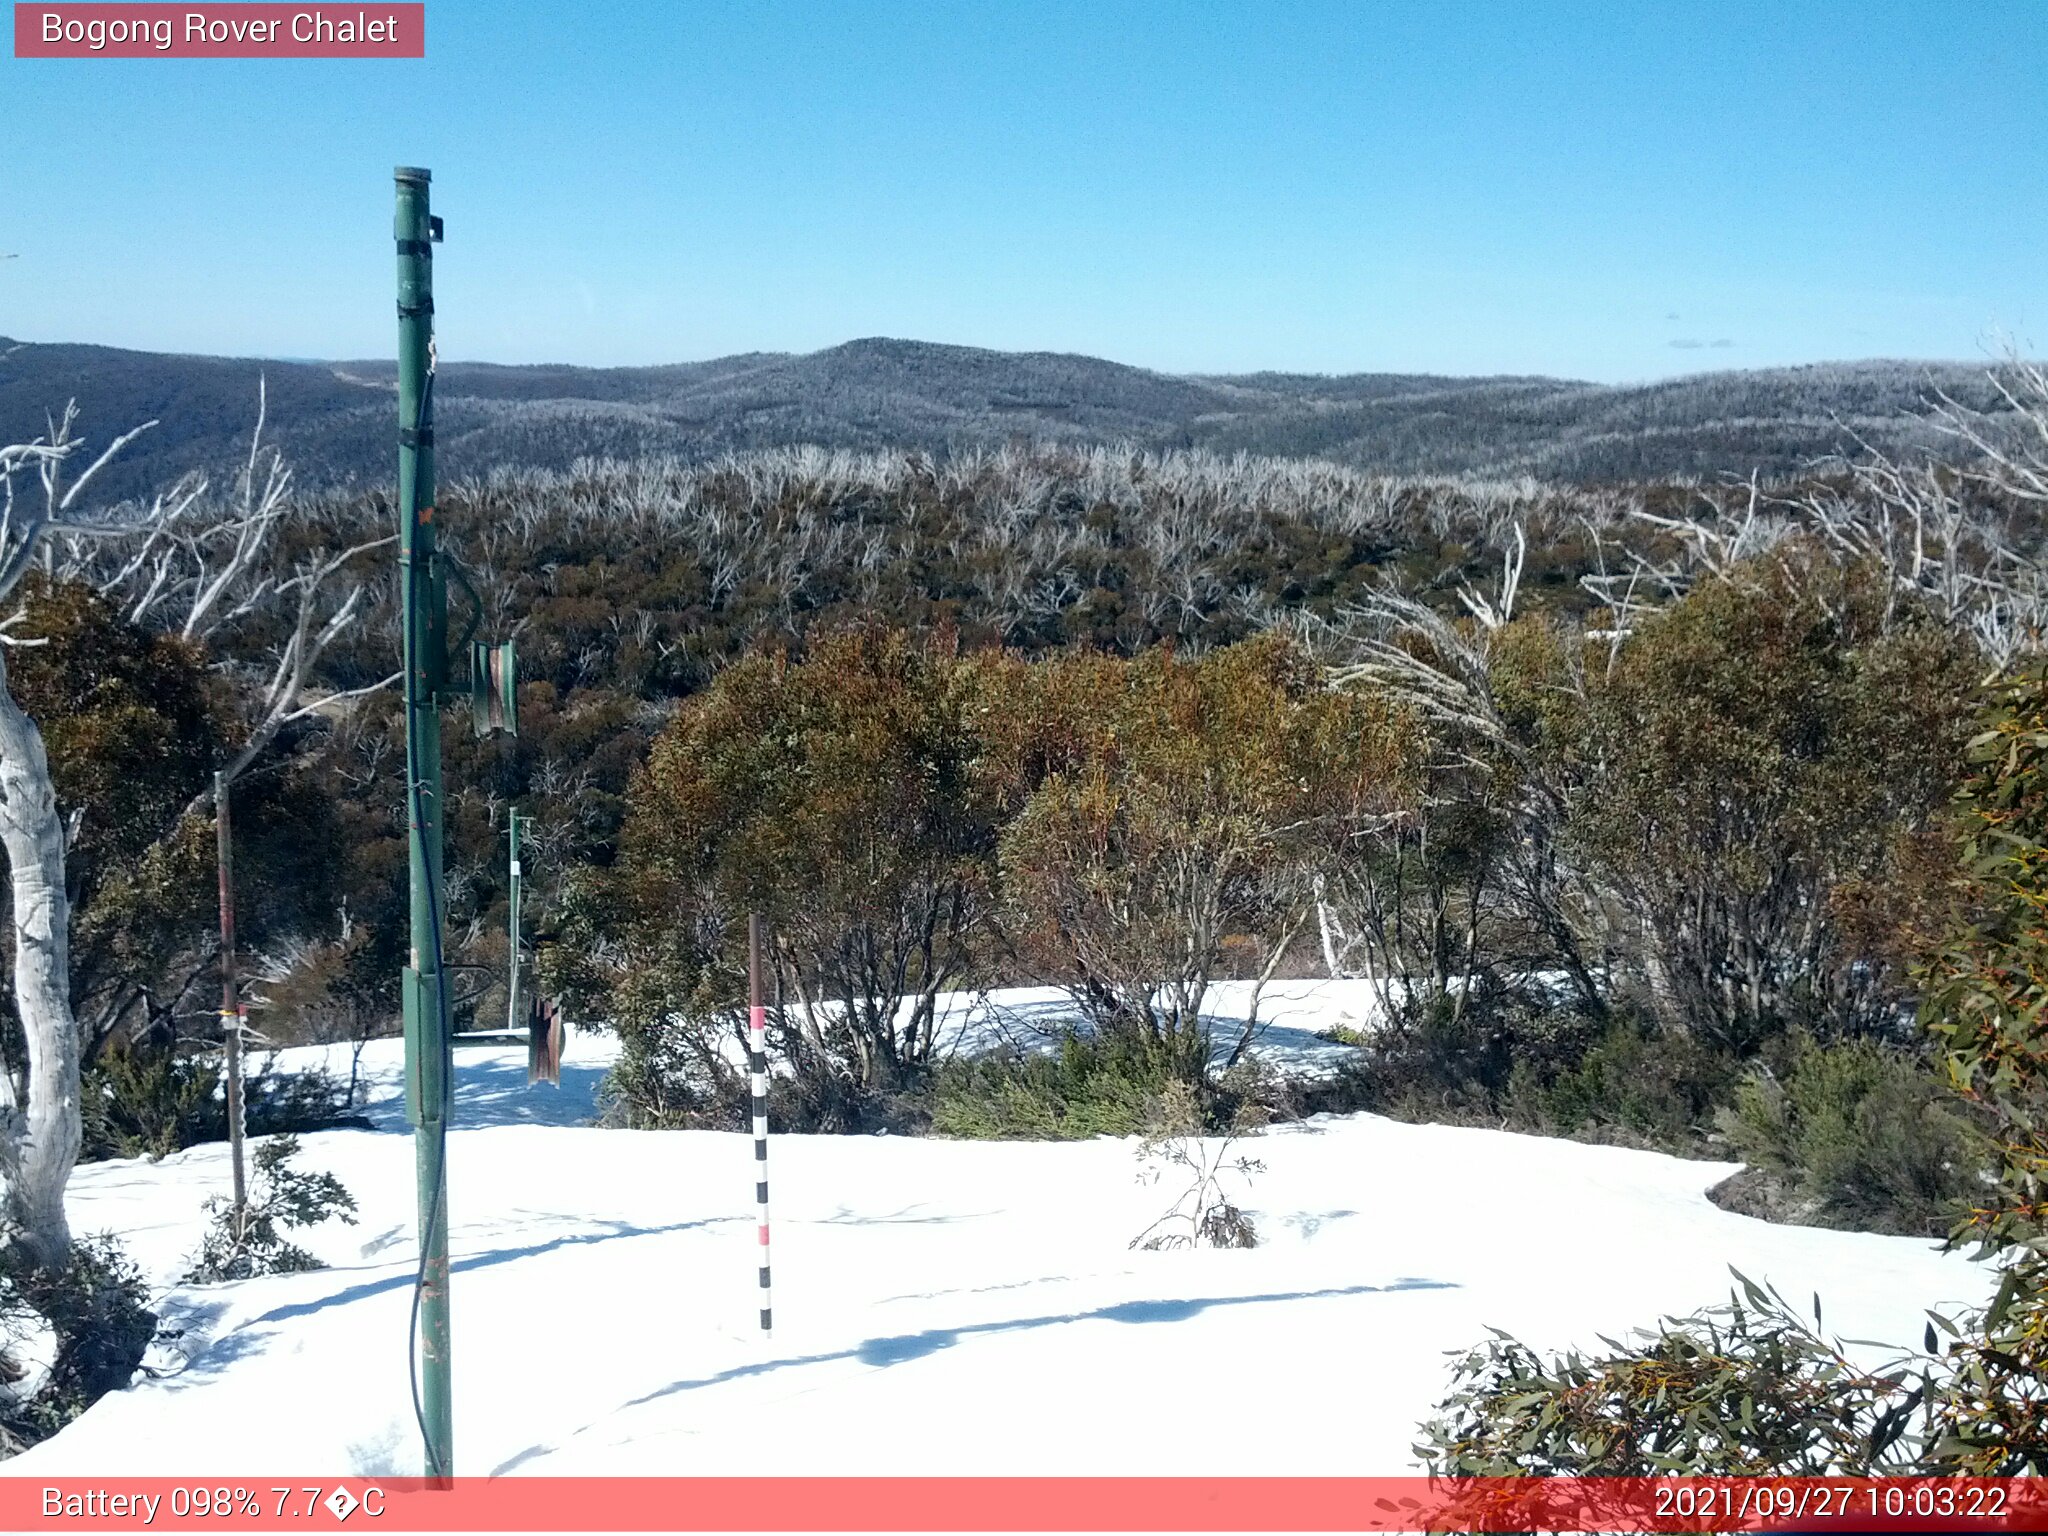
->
[[402, 362, 446, 1466]]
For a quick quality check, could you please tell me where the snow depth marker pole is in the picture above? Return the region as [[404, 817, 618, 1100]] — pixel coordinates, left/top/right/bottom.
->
[[749, 911, 773, 1336], [505, 806, 524, 1033]]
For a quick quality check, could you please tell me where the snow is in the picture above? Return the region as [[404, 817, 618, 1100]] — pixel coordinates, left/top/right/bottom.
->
[[932, 979, 1385, 1079], [4, 984, 1989, 1478]]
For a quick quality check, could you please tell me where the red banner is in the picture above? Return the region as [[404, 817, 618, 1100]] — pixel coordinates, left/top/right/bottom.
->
[[13, 4, 423, 58], [4, 1477, 2048, 1532]]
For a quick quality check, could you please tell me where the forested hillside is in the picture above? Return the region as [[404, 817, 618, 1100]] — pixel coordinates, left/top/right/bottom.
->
[[0, 334, 2021, 501], [12, 374, 2041, 1158]]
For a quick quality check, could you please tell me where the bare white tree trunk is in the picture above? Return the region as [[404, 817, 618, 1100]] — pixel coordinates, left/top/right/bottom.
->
[[0, 392, 393, 1274], [0, 650, 78, 1270], [1314, 879, 1350, 979], [0, 409, 208, 1270]]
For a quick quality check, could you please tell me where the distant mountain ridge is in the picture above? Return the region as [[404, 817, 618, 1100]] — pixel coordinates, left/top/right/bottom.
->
[[0, 334, 2012, 502]]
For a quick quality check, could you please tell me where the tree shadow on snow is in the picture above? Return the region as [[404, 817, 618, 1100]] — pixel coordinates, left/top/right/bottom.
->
[[165, 1216, 731, 1383], [847, 1282, 1457, 1365], [492, 1278, 1457, 1474], [814, 1204, 1000, 1225]]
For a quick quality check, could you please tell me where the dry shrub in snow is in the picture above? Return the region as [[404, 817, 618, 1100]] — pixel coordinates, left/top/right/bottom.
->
[[1128, 1081, 1264, 1251]]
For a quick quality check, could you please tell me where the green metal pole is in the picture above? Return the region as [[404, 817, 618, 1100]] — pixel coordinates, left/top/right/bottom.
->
[[395, 164, 453, 1485]]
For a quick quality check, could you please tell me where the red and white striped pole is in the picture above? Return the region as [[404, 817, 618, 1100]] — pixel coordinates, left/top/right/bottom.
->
[[748, 912, 773, 1337]]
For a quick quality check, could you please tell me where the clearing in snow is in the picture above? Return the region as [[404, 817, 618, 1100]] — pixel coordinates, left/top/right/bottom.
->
[[3, 983, 1987, 1478]]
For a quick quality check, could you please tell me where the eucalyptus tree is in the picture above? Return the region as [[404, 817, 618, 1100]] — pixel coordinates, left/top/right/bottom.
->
[[0, 410, 194, 1267], [0, 393, 387, 1268]]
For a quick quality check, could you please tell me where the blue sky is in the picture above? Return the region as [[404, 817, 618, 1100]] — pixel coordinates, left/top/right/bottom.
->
[[2, 0, 2042, 381]]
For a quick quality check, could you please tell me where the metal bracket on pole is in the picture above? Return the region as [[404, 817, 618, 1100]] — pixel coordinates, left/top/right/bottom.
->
[[401, 966, 449, 1127]]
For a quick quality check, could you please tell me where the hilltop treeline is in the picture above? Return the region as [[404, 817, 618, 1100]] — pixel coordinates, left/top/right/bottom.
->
[[2, 334, 2032, 502]]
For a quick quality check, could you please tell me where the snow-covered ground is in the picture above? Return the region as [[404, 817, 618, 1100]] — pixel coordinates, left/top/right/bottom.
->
[[5, 983, 1989, 1477]]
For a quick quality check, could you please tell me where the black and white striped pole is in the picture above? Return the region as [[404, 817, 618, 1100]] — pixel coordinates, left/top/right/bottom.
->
[[749, 912, 773, 1336]]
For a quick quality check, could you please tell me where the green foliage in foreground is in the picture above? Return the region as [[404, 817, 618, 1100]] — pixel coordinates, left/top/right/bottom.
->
[[1416, 667, 2048, 1478], [1915, 666, 2048, 1473], [1420, 1273, 1927, 1476]]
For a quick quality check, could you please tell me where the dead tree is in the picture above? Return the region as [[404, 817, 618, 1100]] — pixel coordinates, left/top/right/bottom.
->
[[0, 389, 392, 1267], [0, 409, 201, 1268]]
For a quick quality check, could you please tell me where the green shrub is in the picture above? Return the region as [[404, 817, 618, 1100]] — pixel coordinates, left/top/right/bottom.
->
[[1348, 992, 1720, 1144], [186, 1136, 358, 1283], [594, 1021, 725, 1131], [1347, 989, 1525, 1120], [931, 1028, 1192, 1140], [0, 1235, 158, 1455], [1717, 1033, 1985, 1236], [81, 1044, 354, 1164], [596, 1014, 924, 1136], [767, 1066, 928, 1136], [1418, 1272, 1926, 1479], [81, 1043, 222, 1161], [1506, 1015, 1737, 1152]]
